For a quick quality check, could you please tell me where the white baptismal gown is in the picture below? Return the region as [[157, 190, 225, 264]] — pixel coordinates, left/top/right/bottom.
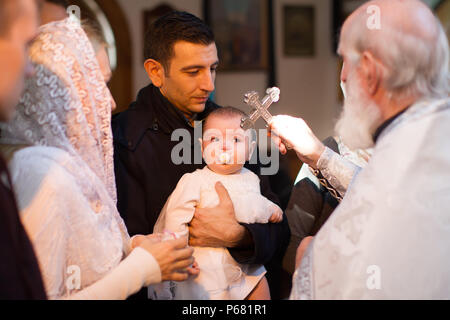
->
[[153, 166, 282, 300]]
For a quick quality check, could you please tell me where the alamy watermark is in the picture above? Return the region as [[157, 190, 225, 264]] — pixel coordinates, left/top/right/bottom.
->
[[67, 5, 81, 21], [366, 5, 381, 30], [66, 265, 81, 291], [171, 123, 280, 176], [366, 264, 381, 290]]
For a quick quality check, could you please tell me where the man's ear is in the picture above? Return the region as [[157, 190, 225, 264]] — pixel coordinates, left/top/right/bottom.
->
[[247, 140, 257, 161], [144, 59, 164, 87], [361, 51, 381, 96]]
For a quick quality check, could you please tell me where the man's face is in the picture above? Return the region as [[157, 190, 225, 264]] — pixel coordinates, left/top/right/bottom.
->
[[0, 0, 38, 121], [159, 41, 219, 120]]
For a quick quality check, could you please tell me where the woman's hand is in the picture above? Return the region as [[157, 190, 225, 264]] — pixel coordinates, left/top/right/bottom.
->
[[138, 236, 195, 282]]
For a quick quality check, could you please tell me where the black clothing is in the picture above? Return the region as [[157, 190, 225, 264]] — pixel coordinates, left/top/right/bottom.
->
[[281, 137, 340, 295], [0, 155, 46, 300]]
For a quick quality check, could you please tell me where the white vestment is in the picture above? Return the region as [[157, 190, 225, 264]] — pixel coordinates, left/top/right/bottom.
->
[[153, 166, 282, 300], [291, 97, 450, 299]]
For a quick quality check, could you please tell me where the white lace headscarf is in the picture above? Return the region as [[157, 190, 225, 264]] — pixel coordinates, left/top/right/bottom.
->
[[0, 17, 117, 202], [0, 18, 131, 259]]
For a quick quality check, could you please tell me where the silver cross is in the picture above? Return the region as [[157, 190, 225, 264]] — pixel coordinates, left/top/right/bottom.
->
[[241, 87, 280, 130]]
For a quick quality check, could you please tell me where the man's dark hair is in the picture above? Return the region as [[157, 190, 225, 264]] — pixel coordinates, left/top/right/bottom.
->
[[144, 11, 214, 70]]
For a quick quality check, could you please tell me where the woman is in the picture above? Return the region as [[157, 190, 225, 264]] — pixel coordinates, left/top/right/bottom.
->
[[0, 17, 194, 299]]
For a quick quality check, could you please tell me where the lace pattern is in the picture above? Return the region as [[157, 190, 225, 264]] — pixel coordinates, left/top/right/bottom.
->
[[1, 18, 117, 203]]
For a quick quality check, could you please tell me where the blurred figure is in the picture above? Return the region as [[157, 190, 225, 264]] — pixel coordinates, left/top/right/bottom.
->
[[0, 0, 46, 299]]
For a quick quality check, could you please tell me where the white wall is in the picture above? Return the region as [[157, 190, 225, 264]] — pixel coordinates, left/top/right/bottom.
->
[[274, 0, 340, 138], [116, 0, 341, 140]]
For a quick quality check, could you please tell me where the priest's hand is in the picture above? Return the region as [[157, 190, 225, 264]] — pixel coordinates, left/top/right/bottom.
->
[[188, 182, 253, 249], [138, 236, 195, 281], [295, 236, 314, 270], [269, 115, 325, 169]]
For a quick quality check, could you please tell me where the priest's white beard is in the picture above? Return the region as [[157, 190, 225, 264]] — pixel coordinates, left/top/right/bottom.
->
[[335, 73, 382, 150]]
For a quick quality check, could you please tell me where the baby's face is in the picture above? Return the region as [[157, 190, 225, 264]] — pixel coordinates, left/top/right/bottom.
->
[[201, 115, 254, 175]]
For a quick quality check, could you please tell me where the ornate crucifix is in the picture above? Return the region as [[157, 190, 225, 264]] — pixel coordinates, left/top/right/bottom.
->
[[240, 87, 280, 130]]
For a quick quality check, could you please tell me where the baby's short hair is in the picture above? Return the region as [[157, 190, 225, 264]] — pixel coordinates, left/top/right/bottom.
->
[[202, 106, 256, 141], [203, 106, 248, 131]]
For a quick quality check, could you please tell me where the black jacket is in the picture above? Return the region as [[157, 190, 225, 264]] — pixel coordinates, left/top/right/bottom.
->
[[112, 84, 290, 267], [0, 156, 46, 300]]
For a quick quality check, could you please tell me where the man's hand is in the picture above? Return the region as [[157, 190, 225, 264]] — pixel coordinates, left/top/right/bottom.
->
[[138, 236, 195, 282], [269, 115, 325, 169], [295, 236, 314, 270], [188, 182, 252, 248]]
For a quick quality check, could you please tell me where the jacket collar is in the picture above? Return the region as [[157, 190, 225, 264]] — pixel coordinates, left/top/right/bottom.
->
[[115, 84, 219, 150]]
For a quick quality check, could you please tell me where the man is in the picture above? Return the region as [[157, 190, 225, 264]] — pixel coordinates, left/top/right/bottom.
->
[[113, 11, 290, 299], [39, 0, 68, 25], [271, 0, 450, 299], [0, 0, 46, 299]]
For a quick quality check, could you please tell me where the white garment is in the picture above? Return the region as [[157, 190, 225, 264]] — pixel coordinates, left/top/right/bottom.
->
[[0, 19, 162, 299], [8, 146, 161, 299], [291, 97, 450, 299], [153, 166, 282, 300]]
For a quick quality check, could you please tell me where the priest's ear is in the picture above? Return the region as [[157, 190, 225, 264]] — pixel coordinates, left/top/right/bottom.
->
[[144, 59, 164, 87]]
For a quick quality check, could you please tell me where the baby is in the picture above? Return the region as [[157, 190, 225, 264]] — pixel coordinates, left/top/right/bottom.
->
[[152, 106, 283, 300]]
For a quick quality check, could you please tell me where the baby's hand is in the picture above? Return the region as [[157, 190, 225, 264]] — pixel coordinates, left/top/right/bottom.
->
[[269, 209, 283, 223]]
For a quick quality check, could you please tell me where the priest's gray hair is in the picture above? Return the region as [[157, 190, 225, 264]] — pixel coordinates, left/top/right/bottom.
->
[[345, 5, 449, 100]]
